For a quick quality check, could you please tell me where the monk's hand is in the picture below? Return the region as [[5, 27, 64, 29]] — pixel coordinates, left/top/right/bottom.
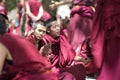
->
[[74, 56, 82, 62], [74, 56, 90, 64], [42, 43, 51, 56], [82, 58, 91, 65], [49, 1, 58, 10]]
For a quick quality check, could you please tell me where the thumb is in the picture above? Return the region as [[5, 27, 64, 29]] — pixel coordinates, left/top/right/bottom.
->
[[51, 0, 56, 4]]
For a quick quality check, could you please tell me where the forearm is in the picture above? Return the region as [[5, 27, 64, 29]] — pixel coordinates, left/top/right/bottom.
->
[[25, 3, 36, 20], [27, 12, 37, 20], [26, 3, 42, 21], [40, 46, 48, 56], [26, 7, 43, 21], [74, 56, 90, 64], [35, 6, 43, 21], [55, 0, 73, 7], [74, 56, 83, 62], [0, 44, 7, 75]]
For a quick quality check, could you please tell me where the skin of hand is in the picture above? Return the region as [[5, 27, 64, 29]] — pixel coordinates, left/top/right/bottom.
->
[[40, 43, 51, 56], [74, 56, 91, 64], [49, 1, 59, 10], [49, 0, 73, 10]]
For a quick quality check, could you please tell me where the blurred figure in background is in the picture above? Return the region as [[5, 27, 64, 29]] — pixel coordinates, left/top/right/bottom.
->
[[91, 0, 120, 80], [8, 19, 19, 36], [0, 0, 7, 15], [25, 0, 51, 32], [17, 0, 28, 36]]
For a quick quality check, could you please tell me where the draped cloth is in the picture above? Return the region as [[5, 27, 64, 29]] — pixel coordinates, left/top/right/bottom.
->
[[42, 34, 86, 80], [91, 0, 120, 80], [0, 33, 58, 80], [0, 4, 7, 15], [67, 0, 95, 76], [73, 0, 95, 6], [42, 34, 75, 68], [67, 0, 94, 51], [27, 0, 51, 31], [28, 0, 51, 21]]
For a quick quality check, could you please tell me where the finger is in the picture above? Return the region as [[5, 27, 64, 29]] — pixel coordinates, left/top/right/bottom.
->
[[45, 44, 51, 49], [48, 43, 52, 47], [51, 0, 55, 4]]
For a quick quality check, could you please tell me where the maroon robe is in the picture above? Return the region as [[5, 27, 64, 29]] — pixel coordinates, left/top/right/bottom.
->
[[26, 34, 42, 50], [26, 0, 42, 30], [77, 38, 97, 74], [91, 0, 120, 80], [8, 27, 20, 36], [26, 0, 51, 32], [28, 0, 41, 16], [28, 0, 51, 21], [26, 34, 36, 45], [39, 34, 86, 80], [40, 34, 75, 68], [0, 4, 7, 15], [0, 33, 58, 80], [67, 0, 95, 51], [67, 0, 95, 76], [60, 28, 68, 39]]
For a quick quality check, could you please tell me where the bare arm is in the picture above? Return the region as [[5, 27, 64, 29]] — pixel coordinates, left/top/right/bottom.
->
[[25, 2, 43, 22], [55, 0, 73, 6], [74, 56, 91, 64], [0, 43, 7, 75], [35, 5, 44, 21], [39, 43, 51, 57], [49, 0, 73, 10]]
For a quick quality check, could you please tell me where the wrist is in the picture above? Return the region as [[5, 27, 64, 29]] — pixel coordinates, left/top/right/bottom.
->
[[54, 1, 59, 7]]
